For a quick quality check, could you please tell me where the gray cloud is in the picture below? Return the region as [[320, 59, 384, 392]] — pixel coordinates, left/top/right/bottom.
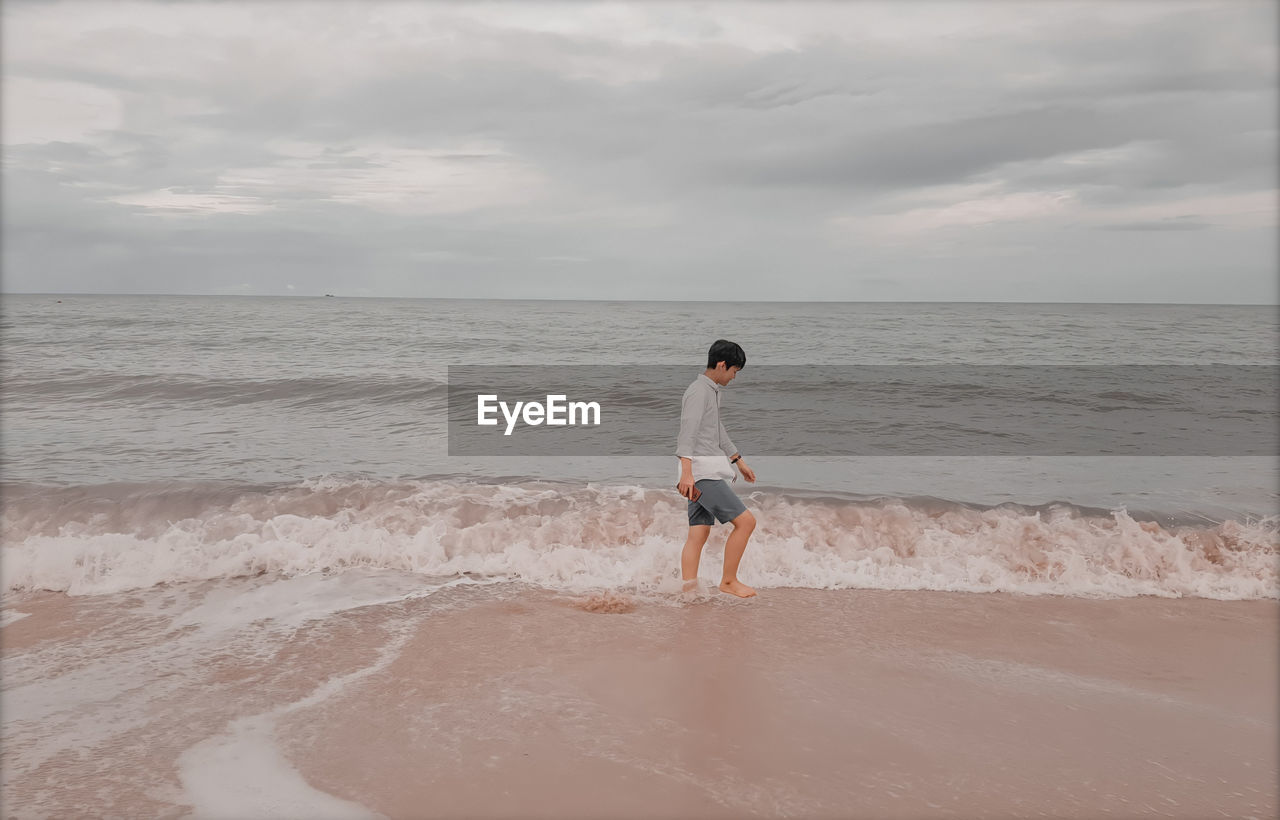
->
[[1096, 218, 1215, 232], [1, 1, 1275, 302]]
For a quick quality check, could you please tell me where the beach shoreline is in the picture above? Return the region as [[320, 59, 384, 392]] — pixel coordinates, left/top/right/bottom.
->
[[2, 581, 1276, 818]]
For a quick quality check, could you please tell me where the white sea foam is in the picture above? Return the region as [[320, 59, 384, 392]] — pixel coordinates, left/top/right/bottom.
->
[[2, 479, 1276, 600], [167, 570, 486, 635], [1, 610, 31, 627], [179, 714, 383, 819], [177, 624, 411, 819], [0, 569, 445, 788]]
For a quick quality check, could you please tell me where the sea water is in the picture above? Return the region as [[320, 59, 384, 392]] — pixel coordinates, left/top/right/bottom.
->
[[2, 295, 1276, 600]]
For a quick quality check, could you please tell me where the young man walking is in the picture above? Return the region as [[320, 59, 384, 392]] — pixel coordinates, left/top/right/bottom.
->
[[676, 339, 758, 598]]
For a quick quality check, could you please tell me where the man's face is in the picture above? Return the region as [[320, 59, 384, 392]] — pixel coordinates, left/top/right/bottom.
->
[[710, 362, 740, 385]]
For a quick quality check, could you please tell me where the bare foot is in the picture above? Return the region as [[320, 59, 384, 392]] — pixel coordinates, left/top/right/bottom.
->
[[718, 579, 757, 598], [682, 578, 699, 593]]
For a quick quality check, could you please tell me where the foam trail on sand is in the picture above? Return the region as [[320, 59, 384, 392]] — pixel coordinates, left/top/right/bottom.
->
[[179, 715, 382, 820], [177, 625, 411, 819], [1, 611, 31, 627], [0, 570, 453, 790]]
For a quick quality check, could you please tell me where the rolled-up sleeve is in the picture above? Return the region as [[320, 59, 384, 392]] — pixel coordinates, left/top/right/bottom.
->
[[676, 385, 706, 458]]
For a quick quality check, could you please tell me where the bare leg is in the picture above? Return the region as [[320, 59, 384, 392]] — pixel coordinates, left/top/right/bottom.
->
[[681, 526, 712, 590], [719, 510, 757, 598]]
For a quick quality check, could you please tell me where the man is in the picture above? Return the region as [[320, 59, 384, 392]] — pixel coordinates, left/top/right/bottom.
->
[[676, 339, 758, 598]]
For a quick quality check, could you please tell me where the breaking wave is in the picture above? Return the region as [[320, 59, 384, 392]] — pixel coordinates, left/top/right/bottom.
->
[[2, 478, 1276, 600]]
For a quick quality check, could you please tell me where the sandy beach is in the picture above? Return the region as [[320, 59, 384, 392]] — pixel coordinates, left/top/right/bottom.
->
[[2, 580, 1275, 819]]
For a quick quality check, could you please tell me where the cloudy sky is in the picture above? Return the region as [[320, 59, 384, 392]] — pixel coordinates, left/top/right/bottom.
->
[[2, 1, 1276, 302]]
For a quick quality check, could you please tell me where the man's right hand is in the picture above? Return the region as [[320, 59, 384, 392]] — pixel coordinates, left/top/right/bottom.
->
[[678, 475, 696, 499]]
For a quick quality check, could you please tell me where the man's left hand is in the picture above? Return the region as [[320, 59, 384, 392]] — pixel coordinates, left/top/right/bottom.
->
[[738, 461, 756, 483]]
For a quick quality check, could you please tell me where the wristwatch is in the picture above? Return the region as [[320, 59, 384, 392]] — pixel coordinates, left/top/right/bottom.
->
[[730, 455, 742, 465]]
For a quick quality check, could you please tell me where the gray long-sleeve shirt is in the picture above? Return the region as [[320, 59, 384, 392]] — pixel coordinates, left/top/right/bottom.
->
[[676, 374, 738, 481]]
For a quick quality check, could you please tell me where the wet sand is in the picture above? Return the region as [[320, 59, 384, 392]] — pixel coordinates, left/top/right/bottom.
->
[[2, 581, 1276, 818]]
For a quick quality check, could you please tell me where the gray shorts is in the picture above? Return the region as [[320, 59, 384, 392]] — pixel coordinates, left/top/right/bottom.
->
[[688, 479, 748, 526]]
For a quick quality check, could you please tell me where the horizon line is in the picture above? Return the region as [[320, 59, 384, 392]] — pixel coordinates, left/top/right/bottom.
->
[[2, 291, 1276, 307]]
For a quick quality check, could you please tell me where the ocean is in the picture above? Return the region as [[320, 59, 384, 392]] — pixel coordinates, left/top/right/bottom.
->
[[2, 295, 1277, 601], [3, 295, 1277, 818]]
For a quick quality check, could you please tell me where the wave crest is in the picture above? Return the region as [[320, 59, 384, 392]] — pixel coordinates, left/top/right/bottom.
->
[[2, 479, 1276, 599]]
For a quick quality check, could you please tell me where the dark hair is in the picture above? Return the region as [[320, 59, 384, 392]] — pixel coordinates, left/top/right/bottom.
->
[[706, 339, 746, 370]]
